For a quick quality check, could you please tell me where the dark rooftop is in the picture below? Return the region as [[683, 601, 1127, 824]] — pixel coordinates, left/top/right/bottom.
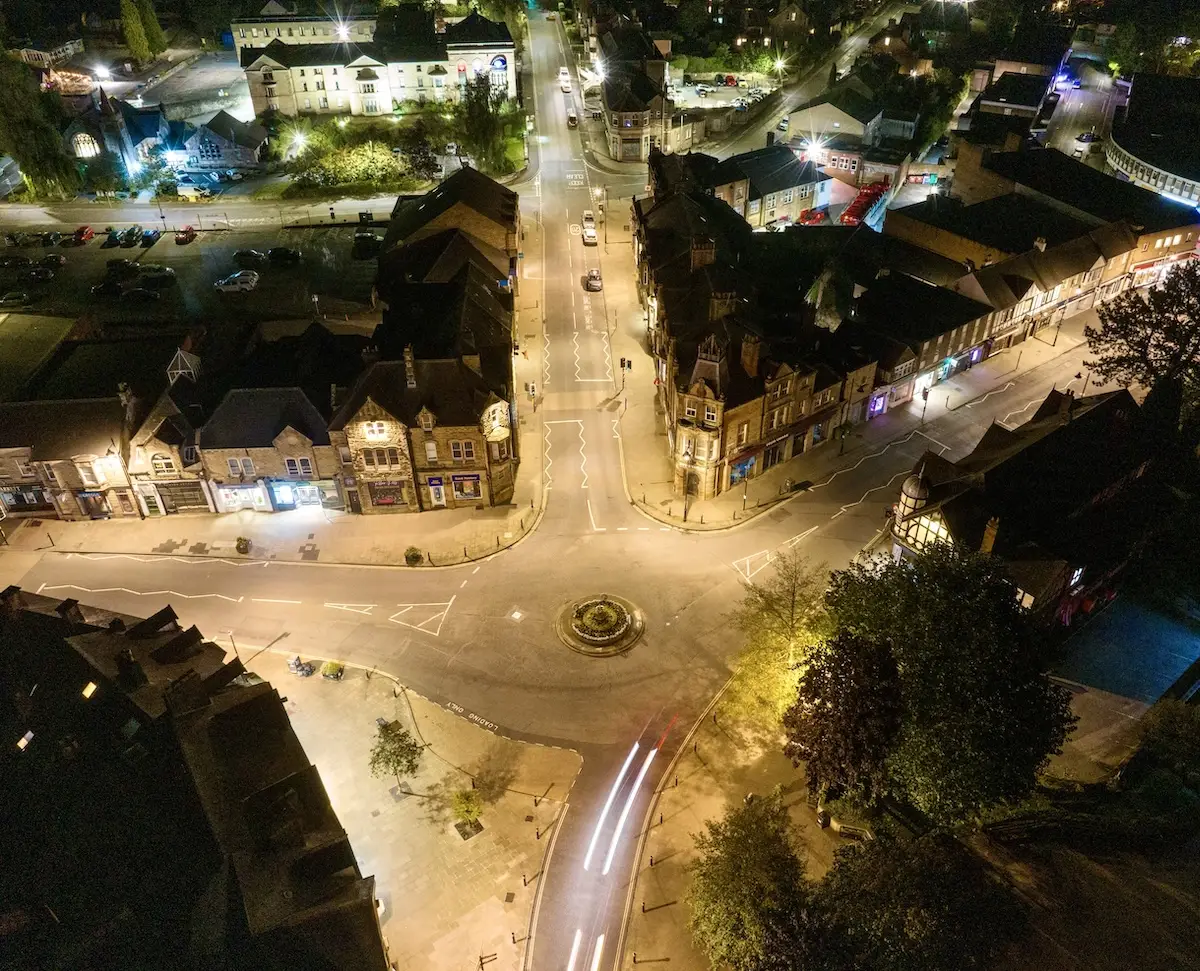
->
[[603, 70, 664, 112], [240, 40, 389, 69], [0, 398, 131, 460], [444, 10, 513, 47], [851, 269, 992, 348], [1112, 73, 1200, 184], [979, 71, 1050, 109], [329, 358, 506, 431], [999, 21, 1073, 69], [21, 336, 182, 402], [984, 147, 1200, 233], [710, 143, 825, 200], [202, 109, 268, 149], [200, 387, 331, 449], [790, 85, 882, 126], [386, 166, 517, 250]]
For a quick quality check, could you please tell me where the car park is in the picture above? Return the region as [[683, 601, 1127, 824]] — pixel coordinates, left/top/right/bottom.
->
[[234, 249, 267, 266], [141, 229, 161, 247], [0, 291, 30, 307], [38, 254, 67, 267], [214, 270, 260, 292], [73, 225, 94, 244], [121, 226, 142, 247], [121, 287, 161, 303], [585, 268, 602, 291], [175, 226, 197, 244], [1, 255, 31, 267]]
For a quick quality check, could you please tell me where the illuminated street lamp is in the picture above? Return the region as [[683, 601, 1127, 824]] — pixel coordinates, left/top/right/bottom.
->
[[95, 64, 111, 79], [335, 22, 350, 40]]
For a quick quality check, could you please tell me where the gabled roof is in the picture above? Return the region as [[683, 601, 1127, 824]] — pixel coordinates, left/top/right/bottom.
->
[[710, 144, 825, 200], [329, 359, 505, 431], [199, 388, 330, 449], [240, 39, 386, 69], [648, 148, 721, 195], [386, 166, 517, 249], [444, 11, 513, 47], [791, 85, 882, 126], [378, 227, 509, 289], [597, 23, 663, 64], [984, 147, 1200, 234], [0, 398, 129, 460], [603, 70, 664, 112], [201, 110, 268, 150], [851, 269, 991, 349], [116, 99, 166, 143]]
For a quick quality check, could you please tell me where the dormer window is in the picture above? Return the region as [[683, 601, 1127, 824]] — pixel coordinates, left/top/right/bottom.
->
[[420, 412, 434, 431]]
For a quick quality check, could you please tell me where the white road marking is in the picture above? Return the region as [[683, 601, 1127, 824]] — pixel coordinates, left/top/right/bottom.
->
[[784, 525, 819, 549], [830, 471, 908, 521], [472, 565, 481, 574], [587, 498, 605, 531], [324, 603, 376, 614], [731, 549, 773, 580], [388, 597, 456, 637], [40, 583, 243, 603], [617, 527, 628, 531], [70, 552, 269, 568], [601, 330, 614, 381], [638, 527, 649, 531], [809, 429, 925, 491], [964, 381, 1014, 408], [251, 598, 301, 604]]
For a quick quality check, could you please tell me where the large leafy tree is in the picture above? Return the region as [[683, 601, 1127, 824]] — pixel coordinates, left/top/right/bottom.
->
[[686, 790, 815, 971], [121, 0, 151, 64], [456, 73, 509, 173], [396, 118, 440, 181], [0, 56, 78, 195], [814, 834, 1024, 971], [137, 0, 168, 57], [1084, 259, 1200, 409], [782, 630, 901, 799], [728, 549, 828, 723], [825, 545, 1075, 823]]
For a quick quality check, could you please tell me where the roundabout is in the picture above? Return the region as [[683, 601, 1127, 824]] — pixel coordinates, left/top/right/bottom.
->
[[554, 593, 645, 656]]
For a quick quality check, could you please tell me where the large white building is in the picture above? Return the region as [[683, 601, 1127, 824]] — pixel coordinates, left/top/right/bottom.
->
[[239, 6, 516, 118]]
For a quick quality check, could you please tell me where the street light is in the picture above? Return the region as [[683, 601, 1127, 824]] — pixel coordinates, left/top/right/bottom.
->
[[681, 442, 695, 522]]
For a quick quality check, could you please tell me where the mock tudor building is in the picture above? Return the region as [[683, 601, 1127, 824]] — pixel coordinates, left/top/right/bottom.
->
[[891, 388, 1164, 625], [181, 110, 269, 171], [240, 7, 515, 117], [328, 350, 515, 514]]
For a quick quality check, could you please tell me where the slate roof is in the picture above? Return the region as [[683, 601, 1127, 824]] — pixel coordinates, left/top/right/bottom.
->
[[19, 336, 181, 403], [386, 166, 517, 250], [444, 10, 513, 47], [978, 71, 1050, 108], [999, 21, 1073, 69], [851, 269, 991, 348], [0, 398, 129, 460], [378, 227, 509, 288], [201, 110, 268, 150], [1111, 73, 1200, 184], [603, 70, 664, 112], [116, 99, 165, 143], [890, 192, 1095, 257], [374, 5, 448, 60], [199, 387, 330, 449], [598, 24, 664, 64], [240, 40, 386, 69], [710, 144, 826, 200], [328, 359, 505, 431], [984, 147, 1200, 233], [648, 148, 721, 195]]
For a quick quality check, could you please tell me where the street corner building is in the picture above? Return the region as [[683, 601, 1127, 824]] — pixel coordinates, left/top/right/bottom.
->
[[889, 388, 1174, 628], [0, 589, 390, 971]]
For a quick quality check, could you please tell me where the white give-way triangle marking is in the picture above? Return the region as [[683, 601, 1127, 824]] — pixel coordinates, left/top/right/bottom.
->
[[388, 596, 457, 637]]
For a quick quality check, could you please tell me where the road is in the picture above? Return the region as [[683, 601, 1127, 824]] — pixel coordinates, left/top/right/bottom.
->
[[1, 11, 1114, 971], [1043, 59, 1124, 169]]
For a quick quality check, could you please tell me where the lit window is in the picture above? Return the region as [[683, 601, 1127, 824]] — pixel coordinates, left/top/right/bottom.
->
[[1173, 234, 1182, 245], [17, 730, 33, 751], [76, 462, 101, 486], [72, 133, 100, 159], [241, 458, 255, 476], [451, 441, 463, 460], [420, 413, 433, 431], [705, 405, 717, 422], [82, 682, 98, 699], [425, 441, 438, 462], [685, 403, 697, 418], [462, 441, 475, 461], [738, 422, 748, 445], [227, 458, 241, 476], [364, 420, 387, 440]]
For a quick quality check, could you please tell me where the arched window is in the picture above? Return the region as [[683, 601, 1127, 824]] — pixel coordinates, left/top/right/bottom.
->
[[72, 133, 101, 158], [490, 55, 507, 91]]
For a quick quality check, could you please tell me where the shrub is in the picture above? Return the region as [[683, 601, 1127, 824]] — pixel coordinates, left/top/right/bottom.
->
[[404, 546, 423, 566], [452, 788, 484, 825], [235, 536, 252, 554]]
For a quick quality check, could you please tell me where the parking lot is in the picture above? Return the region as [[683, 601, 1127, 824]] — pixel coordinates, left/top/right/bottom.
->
[[668, 72, 777, 110], [0, 225, 379, 328]]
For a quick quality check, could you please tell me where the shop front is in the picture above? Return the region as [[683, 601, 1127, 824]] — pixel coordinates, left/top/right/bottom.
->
[[213, 481, 271, 513], [266, 478, 339, 511], [451, 472, 483, 505], [0, 484, 54, 516], [363, 478, 413, 512], [138, 479, 214, 516], [73, 488, 140, 519]]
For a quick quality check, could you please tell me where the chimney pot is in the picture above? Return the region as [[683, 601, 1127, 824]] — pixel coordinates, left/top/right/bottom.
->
[[403, 345, 417, 389]]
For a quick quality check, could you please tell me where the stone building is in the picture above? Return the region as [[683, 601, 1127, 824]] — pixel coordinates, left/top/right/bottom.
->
[[328, 349, 514, 514]]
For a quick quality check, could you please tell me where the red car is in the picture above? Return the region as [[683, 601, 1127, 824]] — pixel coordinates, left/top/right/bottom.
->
[[175, 225, 197, 245], [725, 74, 736, 86], [73, 225, 94, 244], [799, 208, 828, 225]]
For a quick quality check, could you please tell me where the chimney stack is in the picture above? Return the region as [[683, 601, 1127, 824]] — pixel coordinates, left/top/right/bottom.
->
[[980, 516, 999, 555], [740, 336, 760, 378], [690, 237, 716, 271], [403, 345, 417, 389]]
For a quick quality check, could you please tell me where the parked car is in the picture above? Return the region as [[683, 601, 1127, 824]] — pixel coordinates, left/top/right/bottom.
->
[[735, 76, 748, 87], [23, 267, 54, 282], [73, 225, 95, 244], [233, 248, 267, 266], [778, 116, 790, 131], [1075, 130, 1100, 143], [352, 232, 382, 258], [733, 98, 749, 111], [696, 85, 710, 97], [713, 74, 726, 86], [214, 270, 260, 292], [121, 226, 142, 247], [38, 254, 67, 267], [17, 233, 39, 247], [141, 229, 161, 247], [43, 231, 62, 247], [139, 270, 177, 289], [582, 224, 598, 245], [106, 259, 139, 279], [0, 291, 30, 307], [223, 170, 245, 181], [91, 280, 124, 297], [121, 287, 161, 303], [268, 246, 302, 264], [585, 267, 603, 291], [1, 255, 31, 267], [101, 230, 123, 248], [683, 73, 694, 85], [799, 208, 828, 225], [1071, 77, 1081, 88], [175, 226, 197, 244], [725, 74, 736, 86], [546, 10, 556, 19]]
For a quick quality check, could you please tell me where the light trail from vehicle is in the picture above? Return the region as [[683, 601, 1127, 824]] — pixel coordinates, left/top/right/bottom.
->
[[583, 742, 639, 871], [566, 929, 583, 971]]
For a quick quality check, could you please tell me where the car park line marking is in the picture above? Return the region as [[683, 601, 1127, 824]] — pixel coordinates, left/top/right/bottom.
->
[[388, 597, 456, 637], [324, 603, 376, 614], [472, 565, 481, 574], [731, 549, 773, 581], [460, 579, 468, 589], [39, 582, 243, 603], [784, 525, 819, 549]]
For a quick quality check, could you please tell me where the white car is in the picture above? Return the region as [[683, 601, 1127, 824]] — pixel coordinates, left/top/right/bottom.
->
[[582, 209, 596, 229], [559, 66, 570, 81], [582, 225, 598, 245], [214, 270, 260, 292], [560, 79, 572, 93]]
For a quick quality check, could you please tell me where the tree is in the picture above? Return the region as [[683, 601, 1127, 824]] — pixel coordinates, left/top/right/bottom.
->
[[137, 0, 168, 57], [782, 631, 901, 799], [825, 545, 1075, 823], [814, 834, 1024, 971], [727, 549, 828, 722], [396, 119, 440, 181], [677, 0, 711, 42], [1140, 699, 1200, 782], [0, 55, 78, 196], [82, 152, 126, 194], [451, 788, 484, 825], [686, 790, 815, 971], [1084, 259, 1200, 410], [455, 73, 508, 173], [121, 0, 151, 65], [368, 721, 423, 784]]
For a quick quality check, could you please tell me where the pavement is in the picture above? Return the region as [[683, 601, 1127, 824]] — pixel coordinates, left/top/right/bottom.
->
[[247, 650, 582, 971]]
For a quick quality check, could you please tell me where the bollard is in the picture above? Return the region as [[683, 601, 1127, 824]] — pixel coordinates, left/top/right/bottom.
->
[[650, 856, 654, 867], [674, 775, 678, 787], [659, 813, 663, 825], [693, 741, 697, 755], [427, 551, 433, 565], [641, 901, 645, 913], [464, 546, 468, 558], [512, 932, 517, 945], [530, 498, 534, 509], [713, 713, 717, 724], [471, 777, 476, 789], [536, 828, 541, 840], [497, 535, 500, 547], [522, 873, 527, 886], [633, 954, 637, 965], [700, 514, 704, 524]]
